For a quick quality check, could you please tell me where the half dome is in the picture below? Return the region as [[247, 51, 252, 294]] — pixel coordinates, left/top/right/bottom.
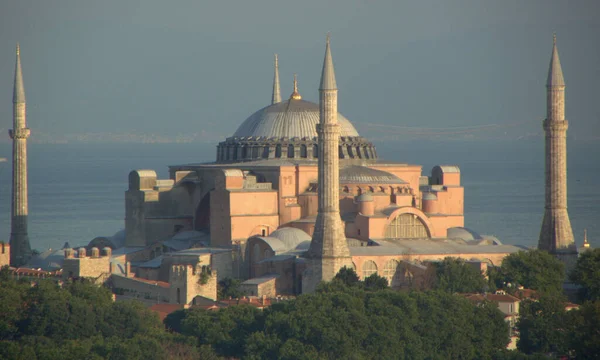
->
[[233, 98, 359, 138]]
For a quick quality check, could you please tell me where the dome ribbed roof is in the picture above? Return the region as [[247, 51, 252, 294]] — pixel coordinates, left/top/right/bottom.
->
[[233, 99, 359, 138], [340, 166, 406, 184]]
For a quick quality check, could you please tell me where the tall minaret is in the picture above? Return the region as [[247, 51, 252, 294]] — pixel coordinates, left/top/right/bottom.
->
[[9, 43, 32, 267], [538, 35, 577, 264], [271, 54, 281, 104], [303, 35, 352, 293]]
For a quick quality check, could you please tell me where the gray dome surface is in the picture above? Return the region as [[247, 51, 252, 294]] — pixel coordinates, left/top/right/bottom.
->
[[340, 165, 406, 184], [233, 99, 359, 138], [270, 227, 312, 249]]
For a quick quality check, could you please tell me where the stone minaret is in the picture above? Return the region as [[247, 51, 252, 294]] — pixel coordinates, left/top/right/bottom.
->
[[303, 36, 352, 293], [271, 54, 281, 104], [9, 43, 32, 267], [538, 35, 577, 264]]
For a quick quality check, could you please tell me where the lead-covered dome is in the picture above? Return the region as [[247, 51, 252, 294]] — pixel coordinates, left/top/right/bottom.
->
[[233, 99, 359, 138]]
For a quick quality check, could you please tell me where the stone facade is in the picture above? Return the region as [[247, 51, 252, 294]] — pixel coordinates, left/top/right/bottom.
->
[[169, 264, 217, 304], [0, 242, 10, 267], [62, 247, 111, 280]]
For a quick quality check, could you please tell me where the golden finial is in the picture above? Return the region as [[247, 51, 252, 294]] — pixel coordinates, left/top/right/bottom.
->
[[290, 73, 302, 100], [274, 53, 278, 67], [583, 229, 590, 248], [16, 43, 20, 56], [553, 33, 556, 46]]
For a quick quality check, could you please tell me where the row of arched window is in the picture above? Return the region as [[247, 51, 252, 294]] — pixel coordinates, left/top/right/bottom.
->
[[217, 142, 377, 162], [352, 259, 408, 287]]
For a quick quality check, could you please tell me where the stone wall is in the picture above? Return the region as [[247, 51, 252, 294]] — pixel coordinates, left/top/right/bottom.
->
[[0, 242, 10, 267], [112, 274, 170, 303]]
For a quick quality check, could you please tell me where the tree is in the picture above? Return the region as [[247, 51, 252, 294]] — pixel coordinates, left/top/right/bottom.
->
[[432, 257, 487, 293], [217, 277, 246, 300], [497, 250, 565, 292], [568, 300, 600, 359], [363, 273, 388, 291], [516, 292, 571, 356], [334, 267, 360, 287], [169, 282, 510, 359], [570, 248, 600, 302]]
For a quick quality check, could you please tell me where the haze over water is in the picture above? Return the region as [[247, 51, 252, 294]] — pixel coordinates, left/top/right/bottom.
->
[[0, 140, 598, 252]]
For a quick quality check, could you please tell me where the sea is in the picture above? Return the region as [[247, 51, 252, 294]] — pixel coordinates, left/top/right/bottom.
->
[[0, 140, 598, 252]]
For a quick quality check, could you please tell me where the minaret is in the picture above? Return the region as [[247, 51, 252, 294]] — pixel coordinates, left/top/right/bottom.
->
[[303, 35, 352, 293], [9, 43, 32, 267], [271, 54, 281, 104], [538, 34, 577, 264]]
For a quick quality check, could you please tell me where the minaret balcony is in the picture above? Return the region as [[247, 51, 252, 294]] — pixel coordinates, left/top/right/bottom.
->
[[8, 128, 30, 139]]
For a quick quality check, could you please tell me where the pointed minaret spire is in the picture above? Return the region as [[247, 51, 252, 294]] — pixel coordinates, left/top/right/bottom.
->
[[547, 33, 565, 87], [13, 43, 26, 104], [539, 34, 576, 268], [271, 54, 281, 104], [303, 34, 351, 293], [9, 43, 32, 267], [290, 73, 302, 100], [319, 34, 337, 90]]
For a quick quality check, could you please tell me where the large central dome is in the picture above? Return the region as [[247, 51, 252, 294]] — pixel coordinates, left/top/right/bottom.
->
[[233, 98, 360, 138]]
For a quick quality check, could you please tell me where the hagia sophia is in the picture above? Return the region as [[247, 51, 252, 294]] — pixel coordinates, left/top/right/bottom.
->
[[3, 35, 588, 303]]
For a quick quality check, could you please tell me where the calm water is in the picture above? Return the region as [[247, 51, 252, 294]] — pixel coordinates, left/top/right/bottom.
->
[[0, 140, 598, 252]]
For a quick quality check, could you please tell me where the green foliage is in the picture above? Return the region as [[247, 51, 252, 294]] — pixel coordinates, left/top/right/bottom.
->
[[570, 248, 600, 302], [363, 272, 389, 291], [217, 277, 246, 299], [432, 257, 487, 293], [0, 276, 199, 359], [334, 266, 360, 287], [198, 266, 212, 285], [495, 250, 565, 292], [516, 292, 571, 356], [169, 283, 509, 359], [568, 300, 600, 359]]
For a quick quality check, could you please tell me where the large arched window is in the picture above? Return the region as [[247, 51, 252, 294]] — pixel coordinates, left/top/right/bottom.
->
[[362, 260, 378, 279], [383, 260, 401, 287], [385, 213, 428, 238]]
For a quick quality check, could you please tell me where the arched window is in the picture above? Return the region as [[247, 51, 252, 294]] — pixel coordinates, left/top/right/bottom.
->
[[288, 144, 295, 158], [263, 146, 270, 158], [176, 288, 181, 304], [275, 144, 282, 158], [383, 260, 401, 287], [241, 146, 247, 158], [356, 146, 362, 159], [385, 213, 429, 238], [313, 144, 318, 158], [362, 260, 378, 279], [347, 145, 354, 157], [263, 249, 272, 259], [300, 144, 307, 158]]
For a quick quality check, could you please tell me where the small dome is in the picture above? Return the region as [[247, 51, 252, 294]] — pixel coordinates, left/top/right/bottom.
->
[[270, 227, 312, 249], [340, 165, 406, 184], [233, 99, 359, 138], [355, 193, 373, 202], [447, 227, 482, 241]]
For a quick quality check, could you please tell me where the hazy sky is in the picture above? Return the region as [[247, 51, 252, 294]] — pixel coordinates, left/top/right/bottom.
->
[[0, 0, 599, 142]]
